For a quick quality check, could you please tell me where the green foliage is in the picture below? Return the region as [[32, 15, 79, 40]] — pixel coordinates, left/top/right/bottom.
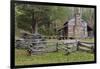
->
[[15, 3, 72, 36], [15, 3, 94, 37], [82, 8, 94, 23]]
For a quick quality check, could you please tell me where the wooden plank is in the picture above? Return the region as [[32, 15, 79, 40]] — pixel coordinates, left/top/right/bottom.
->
[[79, 42, 94, 49], [80, 41, 94, 44], [79, 46, 92, 53], [79, 46, 91, 51]]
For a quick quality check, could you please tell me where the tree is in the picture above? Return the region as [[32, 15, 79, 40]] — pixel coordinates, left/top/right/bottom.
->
[[15, 3, 72, 36]]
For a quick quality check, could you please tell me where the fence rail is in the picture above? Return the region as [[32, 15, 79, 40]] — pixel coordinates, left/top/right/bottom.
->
[[15, 39, 95, 55], [78, 41, 94, 53]]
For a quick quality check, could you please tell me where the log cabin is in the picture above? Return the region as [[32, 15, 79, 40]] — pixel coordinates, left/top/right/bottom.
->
[[58, 8, 93, 39]]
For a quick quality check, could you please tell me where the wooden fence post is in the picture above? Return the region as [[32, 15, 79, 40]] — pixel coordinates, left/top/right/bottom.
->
[[56, 42, 58, 52], [77, 41, 80, 51]]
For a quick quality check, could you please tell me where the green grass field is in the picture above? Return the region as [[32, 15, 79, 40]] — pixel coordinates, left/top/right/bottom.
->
[[15, 49, 94, 66], [80, 38, 94, 42]]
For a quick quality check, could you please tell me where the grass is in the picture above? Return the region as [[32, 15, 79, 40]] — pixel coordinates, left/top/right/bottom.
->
[[15, 49, 94, 66], [80, 38, 94, 42], [15, 38, 95, 66]]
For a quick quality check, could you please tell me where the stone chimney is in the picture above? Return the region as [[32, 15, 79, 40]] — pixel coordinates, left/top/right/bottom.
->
[[75, 8, 81, 25], [74, 8, 82, 38]]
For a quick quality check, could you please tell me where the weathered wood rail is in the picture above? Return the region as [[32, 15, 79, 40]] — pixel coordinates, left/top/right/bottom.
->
[[26, 40, 79, 55], [57, 40, 79, 53], [16, 39, 95, 55], [78, 41, 94, 53]]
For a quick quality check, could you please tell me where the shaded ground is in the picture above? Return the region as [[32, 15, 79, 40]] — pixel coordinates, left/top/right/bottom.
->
[[15, 49, 94, 66]]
